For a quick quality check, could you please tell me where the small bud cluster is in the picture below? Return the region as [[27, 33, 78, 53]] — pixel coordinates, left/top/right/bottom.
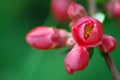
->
[[25, 1, 117, 75]]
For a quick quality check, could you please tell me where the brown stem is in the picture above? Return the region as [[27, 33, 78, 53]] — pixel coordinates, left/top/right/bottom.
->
[[88, 0, 96, 16], [110, 0, 119, 2], [102, 53, 120, 80]]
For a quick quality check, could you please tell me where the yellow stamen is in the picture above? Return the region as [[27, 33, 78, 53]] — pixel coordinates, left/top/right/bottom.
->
[[84, 23, 93, 39]]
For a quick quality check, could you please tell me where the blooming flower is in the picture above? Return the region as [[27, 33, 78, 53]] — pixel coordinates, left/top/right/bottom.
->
[[72, 16, 103, 47]]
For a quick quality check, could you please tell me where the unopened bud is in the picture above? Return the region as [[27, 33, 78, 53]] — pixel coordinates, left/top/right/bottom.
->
[[26, 26, 60, 49], [106, 1, 120, 18], [98, 35, 117, 53], [67, 2, 87, 21], [26, 26, 70, 49], [51, 0, 73, 23], [64, 44, 89, 74]]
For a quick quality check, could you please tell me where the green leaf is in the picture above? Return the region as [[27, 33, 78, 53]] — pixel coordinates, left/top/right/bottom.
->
[[92, 12, 105, 23]]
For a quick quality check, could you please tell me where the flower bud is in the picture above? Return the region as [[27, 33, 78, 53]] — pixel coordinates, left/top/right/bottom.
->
[[106, 1, 120, 18], [72, 16, 103, 47], [64, 44, 89, 74], [26, 26, 60, 49], [98, 35, 117, 53], [67, 2, 87, 21], [51, 0, 73, 23]]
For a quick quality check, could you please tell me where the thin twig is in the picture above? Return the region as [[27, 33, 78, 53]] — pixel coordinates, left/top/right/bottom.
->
[[88, 0, 96, 16], [102, 53, 120, 80], [110, 0, 119, 2]]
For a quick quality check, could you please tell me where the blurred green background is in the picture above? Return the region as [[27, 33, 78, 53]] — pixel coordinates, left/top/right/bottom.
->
[[0, 0, 120, 80]]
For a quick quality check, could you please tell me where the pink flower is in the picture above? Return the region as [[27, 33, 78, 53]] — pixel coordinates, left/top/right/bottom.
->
[[72, 16, 103, 47], [67, 2, 87, 22], [51, 0, 73, 23], [98, 35, 117, 53], [64, 44, 89, 74], [26, 26, 60, 49], [106, 1, 120, 18]]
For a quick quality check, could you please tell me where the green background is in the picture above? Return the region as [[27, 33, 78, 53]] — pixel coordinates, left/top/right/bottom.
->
[[0, 0, 120, 80]]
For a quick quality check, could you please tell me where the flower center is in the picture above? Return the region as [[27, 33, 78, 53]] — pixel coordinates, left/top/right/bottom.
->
[[84, 23, 93, 39]]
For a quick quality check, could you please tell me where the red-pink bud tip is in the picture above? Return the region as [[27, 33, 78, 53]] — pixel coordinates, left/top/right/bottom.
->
[[72, 16, 103, 47], [98, 35, 117, 53]]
